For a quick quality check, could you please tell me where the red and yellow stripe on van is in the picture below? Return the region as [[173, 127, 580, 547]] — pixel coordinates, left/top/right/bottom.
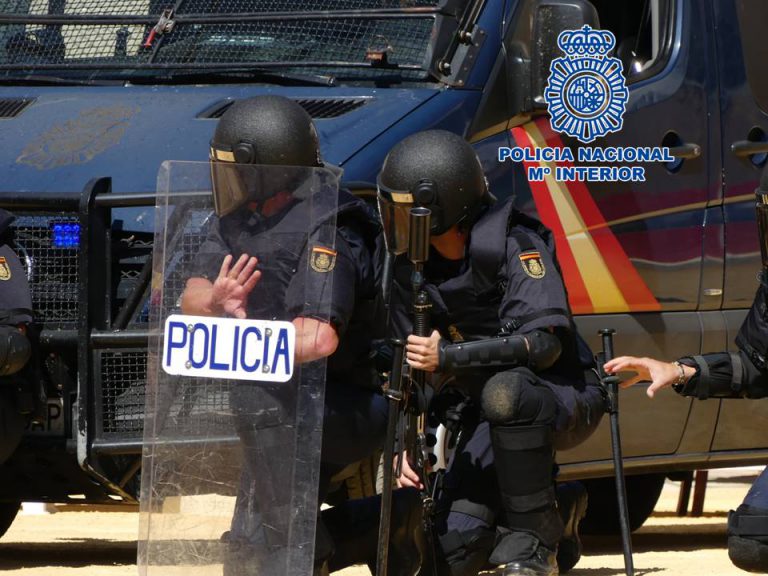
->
[[511, 118, 660, 315]]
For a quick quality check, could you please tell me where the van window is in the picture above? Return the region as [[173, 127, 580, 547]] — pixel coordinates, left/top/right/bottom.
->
[[591, 0, 674, 83], [735, 0, 768, 114], [0, 0, 459, 83]]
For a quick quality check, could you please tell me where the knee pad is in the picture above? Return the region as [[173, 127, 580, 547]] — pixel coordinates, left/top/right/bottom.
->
[[480, 369, 556, 426], [728, 505, 768, 572]]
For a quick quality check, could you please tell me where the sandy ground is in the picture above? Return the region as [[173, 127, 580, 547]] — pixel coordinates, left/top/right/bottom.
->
[[0, 468, 761, 575]]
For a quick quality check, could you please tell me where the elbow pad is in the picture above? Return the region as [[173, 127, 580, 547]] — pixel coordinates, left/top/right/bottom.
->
[[0, 325, 30, 377], [438, 330, 561, 373]]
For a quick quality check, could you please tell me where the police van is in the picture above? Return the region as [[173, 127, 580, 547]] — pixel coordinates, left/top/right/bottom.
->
[[0, 0, 764, 537]]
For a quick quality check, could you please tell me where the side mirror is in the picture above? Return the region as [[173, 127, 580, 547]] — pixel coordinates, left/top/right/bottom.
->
[[507, 0, 599, 115]]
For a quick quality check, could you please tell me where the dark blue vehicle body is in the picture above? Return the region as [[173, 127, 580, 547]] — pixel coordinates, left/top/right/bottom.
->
[[0, 0, 765, 534]]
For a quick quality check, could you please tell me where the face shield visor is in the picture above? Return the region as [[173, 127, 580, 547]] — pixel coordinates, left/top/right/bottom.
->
[[210, 145, 328, 217], [377, 178, 414, 255], [210, 146, 252, 217]]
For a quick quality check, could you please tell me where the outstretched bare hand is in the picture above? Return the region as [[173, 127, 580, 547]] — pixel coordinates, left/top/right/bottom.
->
[[211, 254, 261, 318], [604, 355, 680, 399]]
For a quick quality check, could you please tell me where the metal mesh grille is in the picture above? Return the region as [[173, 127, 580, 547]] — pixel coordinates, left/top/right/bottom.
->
[[99, 209, 212, 438], [101, 354, 235, 437], [152, 378, 235, 438], [160, 208, 211, 311], [13, 215, 80, 327], [153, 18, 432, 68], [3, 0, 439, 16], [0, 3, 437, 77], [101, 350, 147, 435]]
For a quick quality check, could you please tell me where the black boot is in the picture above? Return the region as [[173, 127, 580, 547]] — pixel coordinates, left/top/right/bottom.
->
[[436, 523, 496, 576], [323, 487, 426, 575], [728, 504, 768, 573], [482, 424, 562, 576], [479, 537, 557, 576], [555, 482, 588, 573]]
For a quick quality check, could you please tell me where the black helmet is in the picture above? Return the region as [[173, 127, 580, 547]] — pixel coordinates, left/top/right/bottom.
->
[[377, 130, 493, 253], [209, 96, 323, 216]]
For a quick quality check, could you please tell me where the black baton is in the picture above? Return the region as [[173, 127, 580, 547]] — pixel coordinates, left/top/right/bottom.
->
[[599, 328, 634, 576]]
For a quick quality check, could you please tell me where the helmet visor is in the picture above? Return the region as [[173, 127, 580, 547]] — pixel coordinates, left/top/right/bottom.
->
[[210, 147, 251, 217], [210, 147, 315, 217], [377, 186, 413, 255]]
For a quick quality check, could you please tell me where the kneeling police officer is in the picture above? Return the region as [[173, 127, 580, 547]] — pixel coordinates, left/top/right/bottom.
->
[[180, 95, 387, 575], [376, 130, 604, 576]]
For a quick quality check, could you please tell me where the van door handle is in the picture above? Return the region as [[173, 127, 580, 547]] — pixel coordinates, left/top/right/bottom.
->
[[667, 143, 701, 160], [731, 140, 768, 158]]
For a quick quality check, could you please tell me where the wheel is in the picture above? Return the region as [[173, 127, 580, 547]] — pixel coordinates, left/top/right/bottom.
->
[[580, 473, 666, 535], [0, 502, 20, 539]]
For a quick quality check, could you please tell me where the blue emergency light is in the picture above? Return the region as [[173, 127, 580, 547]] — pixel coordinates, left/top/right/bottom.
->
[[52, 223, 80, 248]]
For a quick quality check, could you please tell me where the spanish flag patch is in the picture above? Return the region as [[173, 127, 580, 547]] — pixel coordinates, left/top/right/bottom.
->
[[310, 246, 337, 273], [0, 256, 10, 281], [519, 251, 545, 279]]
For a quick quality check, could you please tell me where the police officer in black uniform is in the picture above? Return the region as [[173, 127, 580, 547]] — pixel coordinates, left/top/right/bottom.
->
[[180, 95, 387, 576], [376, 130, 604, 576], [0, 209, 34, 466], [605, 168, 768, 574]]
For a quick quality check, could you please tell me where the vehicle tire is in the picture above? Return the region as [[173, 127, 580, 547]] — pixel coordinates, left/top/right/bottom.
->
[[0, 501, 20, 539], [580, 473, 666, 535]]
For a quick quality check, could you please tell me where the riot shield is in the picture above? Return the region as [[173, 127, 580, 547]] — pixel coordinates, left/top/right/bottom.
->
[[138, 161, 340, 576]]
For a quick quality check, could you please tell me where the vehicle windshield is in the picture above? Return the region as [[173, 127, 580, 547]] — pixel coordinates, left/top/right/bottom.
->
[[0, 0, 460, 83]]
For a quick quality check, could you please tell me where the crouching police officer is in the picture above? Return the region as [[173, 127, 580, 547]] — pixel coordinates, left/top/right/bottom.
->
[[180, 95, 387, 575], [605, 168, 768, 574], [0, 209, 34, 465], [375, 130, 604, 576]]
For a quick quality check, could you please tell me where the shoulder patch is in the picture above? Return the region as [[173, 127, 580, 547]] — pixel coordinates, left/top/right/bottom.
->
[[0, 256, 11, 281], [519, 251, 545, 279], [310, 246, 337, 273]]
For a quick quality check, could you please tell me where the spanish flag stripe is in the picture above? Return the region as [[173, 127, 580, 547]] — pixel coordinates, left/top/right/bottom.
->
[[312, 246, 337, 256], [511, 126, 593, 314], [534, 119, 606, 228], [529, 119, 661, 312], [523, 124, 630, 312]]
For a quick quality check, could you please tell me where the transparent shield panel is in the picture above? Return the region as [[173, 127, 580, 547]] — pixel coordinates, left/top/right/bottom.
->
[[138, 161, 339, 576]]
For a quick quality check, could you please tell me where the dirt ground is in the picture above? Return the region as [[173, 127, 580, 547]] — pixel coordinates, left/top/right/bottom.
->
[[0, 467, 760, 575]]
